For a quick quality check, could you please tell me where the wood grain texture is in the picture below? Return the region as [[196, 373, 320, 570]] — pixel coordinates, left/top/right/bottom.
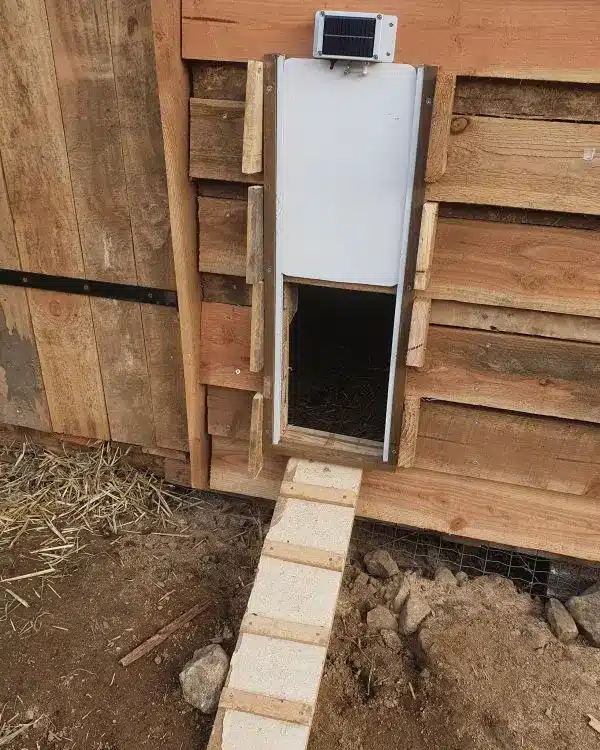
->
[[429, 218, 600, 317], [0, 286, 51, 431], [45, 0, 137, 284], [200, 302, 262, 391], [406, 297, 431, 368], [151, 0, 209, 486], [408, 326, 600, 424], [202, 274, 252, 306], [425, 71, 456, 183], [91, 298, 154, 445], [414, 202, 438, 291], [198, 197, 247, 276], [249, 281, 264, 372], [181, 0, 600, 73], [426, 116, 600, 215], [207, 386, 253, 439], [430, 300, 600, 344], [0, 154, 19, 270], [191, 61, 247, 99], [248, 391, 264, 478], [108, 0, 175, 289], [190, 98, 262, 183], [397, 395, 420, 469], [0, 0, 83, 276], [242, 61, 264, 175], [211, 435, 600, 561], [28, 290, 109, 439], [246, 186, 264, 284]]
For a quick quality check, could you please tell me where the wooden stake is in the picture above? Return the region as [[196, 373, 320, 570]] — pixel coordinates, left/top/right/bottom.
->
[[406, 297, 432, 368], [414, 202, 438, 291], [425, 71, 456, 183], [245, 185, 264, 284], [248, 392, 264, 478], [242, 61, 264, 174], [249, 280, 264, 373], [397, 395, 421, 469]]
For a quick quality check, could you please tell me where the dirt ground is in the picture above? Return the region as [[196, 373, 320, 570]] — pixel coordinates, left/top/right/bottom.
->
[[1, 455, 600, 749]]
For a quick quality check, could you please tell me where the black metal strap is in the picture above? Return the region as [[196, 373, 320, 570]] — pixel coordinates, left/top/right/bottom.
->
[[0, 269, 178, 308]]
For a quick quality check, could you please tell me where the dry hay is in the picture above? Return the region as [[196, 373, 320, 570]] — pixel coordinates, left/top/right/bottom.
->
[[0, 440, 202, 627]]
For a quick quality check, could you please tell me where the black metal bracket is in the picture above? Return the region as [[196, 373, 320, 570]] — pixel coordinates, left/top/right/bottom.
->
[[0, 269, 178, 308]]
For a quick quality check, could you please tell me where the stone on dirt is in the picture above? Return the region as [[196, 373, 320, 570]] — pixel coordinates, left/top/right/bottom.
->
[[399, 594, 432, 636], [434, 567, 457, 587], [455, 571, 469, 587], [391, 577, 411, 613], [367, 605, 398, 633], [566, 588, 600, 647], [545, 599, 578, 643], [381, 629, 403, 652], [364, 549, 399, 579], [179, 644, 229, 713]]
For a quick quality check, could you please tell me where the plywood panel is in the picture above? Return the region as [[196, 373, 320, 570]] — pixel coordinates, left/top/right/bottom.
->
[[141, 305, 188, 451], [181, 0, 599, 73], [198, 196, 247, 275], [28, 290, 109, 440], [408, 326, 600, 424], [91, 298, 155, 445], [429, 219, 600, 317], [108, 0, 175, 289], [0, 286, 51, 431], [200, 302, 262, 391], [426, 117, 600, 215], [45, 0, 137, 284], [0, 0, 83, 276]]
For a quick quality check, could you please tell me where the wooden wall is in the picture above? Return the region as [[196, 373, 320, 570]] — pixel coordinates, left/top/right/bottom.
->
[[0, 0, 188, 453]]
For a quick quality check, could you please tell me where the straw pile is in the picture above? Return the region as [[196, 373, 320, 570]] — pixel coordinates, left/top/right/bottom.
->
[[0, 440, 196, 625]]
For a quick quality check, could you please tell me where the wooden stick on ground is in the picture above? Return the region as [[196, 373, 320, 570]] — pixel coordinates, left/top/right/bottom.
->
[[119, 600, 211, 667]]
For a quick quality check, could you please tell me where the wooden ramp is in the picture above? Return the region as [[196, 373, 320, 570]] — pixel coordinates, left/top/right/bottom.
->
[[208, 457, 362, 749]]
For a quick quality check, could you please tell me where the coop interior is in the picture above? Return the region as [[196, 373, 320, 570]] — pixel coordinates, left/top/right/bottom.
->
[[1, 0, 600, 748]]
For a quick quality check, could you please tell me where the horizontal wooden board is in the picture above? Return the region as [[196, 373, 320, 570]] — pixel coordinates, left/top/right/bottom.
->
[[198, 197, 247, 275], [430, 300, 600, 344], [429, 218, 600, 317], [426, 116, 600, 215], [200, 302, 262, 391], [211, 437, 600, 562], [189, 98, 262, 183], [408, 326, 600, 424], [202, 274, 252, 306], [191, 61, 247, 100], [208, 386, 253, 439], [181, 0, 599, 73]]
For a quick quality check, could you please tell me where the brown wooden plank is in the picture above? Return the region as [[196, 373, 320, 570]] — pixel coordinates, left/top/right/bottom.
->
[[91, 299, 154, 445], [181, 0, 599, 73], [0, 286, 51, 431], [200, 302, 262, 391], [397, 395, 420, 469], [426, 116, 600, 215], [242, 61, 264, 175], [207, 386, 253, 439], [108, 0, 175, 289], [414, 202, 438, 291], [190, 98, 263, 183], [191, 61, 247, 100], [249, 281, 264, 372], [198, 197, 247, 276], [151, 0, 209, 486], [248, 391, 264, 478], [455, 77, 600, 123], [28, 290, 109, 439], [425, 71, 456, 183], [45, 0, 137, 284], [210, 435, 600, 562], [140, 305, 188, 451], [0, 154, 19, 270], [406, 297, 431, 368], [408, 326, 600, 424], [430, 300, 600, 344], [429, 218, 600, 317], [245, 186, 264, 284], [0, 0, 83, 276], [202, 274, 252, 306]]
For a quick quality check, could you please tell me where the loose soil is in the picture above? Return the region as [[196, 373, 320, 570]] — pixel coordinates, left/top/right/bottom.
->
[[2, 493, 600, 749]]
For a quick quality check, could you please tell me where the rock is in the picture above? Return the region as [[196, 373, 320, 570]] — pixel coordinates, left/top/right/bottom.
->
[[434, 567, 456, 587], [545, 599, 578, 643], [391, 577, 411, 613], [566, 588, 600, 646], [179, 644, 229, 713], [523, 621, 553, 651], [366, 605, 398, 633], [154, 655, 162, 665], [364, 549, 399, 579], [368, 576, 382, 590], [381, 629, 402, 652], [399, 595, 431, 636], [455, 571, 469, 587], [352, 571, 370, 593]]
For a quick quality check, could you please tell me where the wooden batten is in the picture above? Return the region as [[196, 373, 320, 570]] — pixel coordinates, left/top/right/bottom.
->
[[198, 196, 247, 276], [246, 186, 264, 284], [425, 71, 456, 183], [397, 395, 421, 469], [242, 61, 264, 175], [406, 297, 431, 368], [248, 392, 264, 478], [414, 202, 438, 291]]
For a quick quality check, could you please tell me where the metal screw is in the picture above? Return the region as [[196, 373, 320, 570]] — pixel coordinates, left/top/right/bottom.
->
[[426, 97, 433, 105], [235, 368, 241, 375], [83, 283, 90, 292], [266, 266, 273, 273], [406, 283, 413, 291], [320, 9, 325, 15], [317, 50, 322, 56], [377, 13, 382, 19], [22, 276, 28, 283], [386, 52, 391, 56], [148, 291, 153, 299], [389, 21, 394, 26], [373, 54, 378, 60]]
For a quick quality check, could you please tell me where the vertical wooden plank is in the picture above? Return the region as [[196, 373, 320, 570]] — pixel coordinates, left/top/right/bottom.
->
[[414, 202, 439, 291], [250, 281, 265, 373], [425, 71, 456, 184], [397, 395, 421, 469], [248, 392, 264, 478], [242, 61, 264, 175], [0, 0, 83, 276], [45, 0, 138, 284], [91, 299, 155, 445], [0, 286, 51, 431], [406, 297, 431, 368], [108, 0, 175, 290], [0, 154, 19, 271], [141, 305, 189, 451], [246, 185, 264, 284], [150, 0, 209, 486], [28, 290, 110, 439]]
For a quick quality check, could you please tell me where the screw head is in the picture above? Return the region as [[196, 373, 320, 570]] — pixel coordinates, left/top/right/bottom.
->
[[235, 368, 241, 375], [83, 283, 90, 292], [389, 21, 394, 26], [320, 9, 325, 15], [426, 97, 433, 105], [317, 50, 322, 56], [377, 13, 382, 19], [373, 54, 378, 60], [22, 276, 28, 283], [386, 52, 391, 56]]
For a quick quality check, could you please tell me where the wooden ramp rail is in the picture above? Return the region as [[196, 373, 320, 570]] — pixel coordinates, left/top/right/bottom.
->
[[208, 457, 362, 749]]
